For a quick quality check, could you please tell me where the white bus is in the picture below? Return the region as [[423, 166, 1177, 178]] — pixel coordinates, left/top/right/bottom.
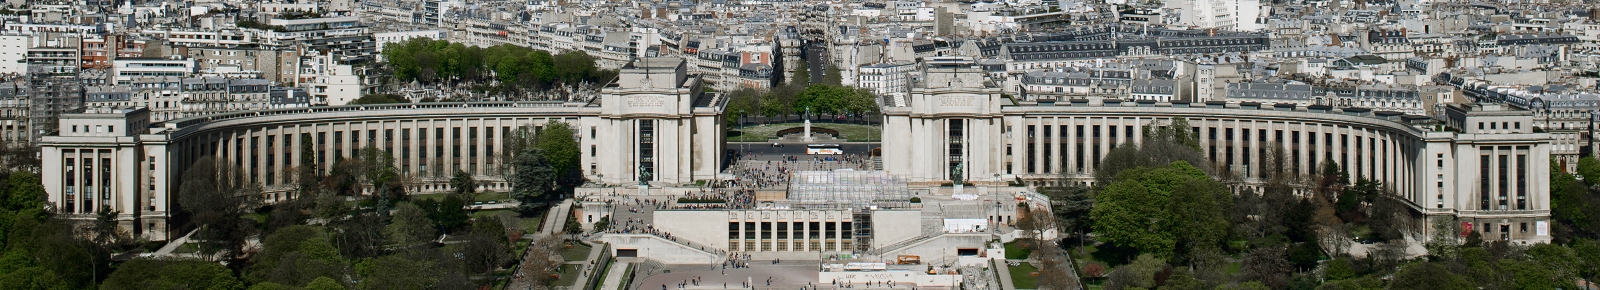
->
[[806, 144, 843, 155]]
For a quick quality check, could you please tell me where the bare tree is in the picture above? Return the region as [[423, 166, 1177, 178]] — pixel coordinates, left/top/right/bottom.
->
[[1015, 205, 1053, 244], [1320, 223, 1353, 257], [177, 156, 263, 261], [1033, 244, 1080, 290], [518, 235, 565, 286], [1243, 245, 1292, 289]]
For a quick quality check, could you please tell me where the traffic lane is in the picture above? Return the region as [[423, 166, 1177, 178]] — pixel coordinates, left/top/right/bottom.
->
[[729, 143, 879, 157]]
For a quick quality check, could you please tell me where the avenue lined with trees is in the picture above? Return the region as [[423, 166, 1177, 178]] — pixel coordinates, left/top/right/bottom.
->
[[724, 61, 882, 128], [378, 38, 619, 101]]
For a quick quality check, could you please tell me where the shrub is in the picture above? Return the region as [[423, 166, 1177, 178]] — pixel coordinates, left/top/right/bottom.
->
[[1083, 262, 1107, 278]]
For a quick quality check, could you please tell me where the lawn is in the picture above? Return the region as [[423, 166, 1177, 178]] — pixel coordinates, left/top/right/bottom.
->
[[552, 264, 581, 287], [472, 209, 544, 234], [727, 122, 882, 142], [1008, 262, 1040, 289], [561, 242, 593, 262], [172, 243, 201, 254], [1005, 242, 1033, 260], [592, 258, 615, 290], [415, 191, 512, 203]]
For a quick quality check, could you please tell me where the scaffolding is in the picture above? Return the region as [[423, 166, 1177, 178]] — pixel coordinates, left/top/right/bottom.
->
[[786, 170, 912, 209]]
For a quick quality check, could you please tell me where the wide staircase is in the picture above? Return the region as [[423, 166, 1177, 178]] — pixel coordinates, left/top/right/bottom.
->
[[866, 203, 948, 256]]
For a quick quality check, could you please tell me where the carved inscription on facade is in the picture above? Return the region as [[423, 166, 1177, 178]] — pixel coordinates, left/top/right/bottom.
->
[[940, 96, 974, 107], [627, 95, 666, 107]]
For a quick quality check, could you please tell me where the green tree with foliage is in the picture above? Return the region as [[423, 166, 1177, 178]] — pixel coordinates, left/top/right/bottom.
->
[[1578, 156, 1600, 181], [305, 277, 344, 290], [355, 255, 435, 290], [1096, 117, 1207, 187], [388, 202, 438, 247], [247, 225, 346, 287], [823, 63, 842, 86], [298, 136, 321, 193], [510, 148, 556, 215], [792, 58, 811, 86], [102, 259, 245, 290], [1091, 160, 1228, 260], [1389, 262, 1473, 290], [1552, 160, 1600, 241], [1041, 184, 1092, 239], [450, 169, 477, 197], [348, 94, 408, 105], [536, 121, 582, 189], [417, 195, 470, 232], [359, 146, 405, 202]]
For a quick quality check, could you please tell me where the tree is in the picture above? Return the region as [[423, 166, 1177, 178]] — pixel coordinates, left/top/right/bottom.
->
[[463, 216, 509, 274], [1571, 239, 1600, 284], [1015, 206, 1052, 243], [518, 235, 565, 286], [553, 51, 598, 85], [388, 202, 438, 247], [359, 146, 404, 202], [1090, 161, 1221, 259], [563, 210, 583, 236], [2, 171, 46, 212], [331, 213, 386, 259], [500, 125, 538, 177], [1096, 117, 1206, 187], [0, 217, 99, 290], [101, 259, 246, 290], [509, 148, 556, 215], [450, 169, 477, 197], [1322, 257, 1357, 281], [1104, 254, 1166, 290], [305, 277, 344, 290], [791, 57, 810, 86], [594, 216, 611, 232], [89, 205, 129, 255], [1389, 262, 1473, 290], [355, 255, 435, 290], [1242, 245, 1292, 289], [1156, 269, 1204, 290], [535, 121, 582, 189], [177, 156, 262, 261], [1551, 163, 1600, 241], [421, 195, 470, 232], [1041, 184, 1092, 238], [1578, 156, 1600, 181], [349, 94, 408, 105], [247, 225, 345, 287], [823, 63, 842, 86], [1164, 177, 1233, 263], [1425, 216, 1463, 261]]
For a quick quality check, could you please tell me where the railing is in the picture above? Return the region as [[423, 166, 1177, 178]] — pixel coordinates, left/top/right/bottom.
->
[[868, 232, 942, 256], [165, 101, 572, 129], [603, 231, 725, 256]]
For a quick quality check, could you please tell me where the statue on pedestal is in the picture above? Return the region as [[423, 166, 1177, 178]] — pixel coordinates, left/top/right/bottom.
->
[[638, 166, 652, 186], [951, 162, 964, 185]]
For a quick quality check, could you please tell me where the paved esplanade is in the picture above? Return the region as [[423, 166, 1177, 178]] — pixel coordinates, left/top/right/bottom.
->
[[637, 266, 817, 290]]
